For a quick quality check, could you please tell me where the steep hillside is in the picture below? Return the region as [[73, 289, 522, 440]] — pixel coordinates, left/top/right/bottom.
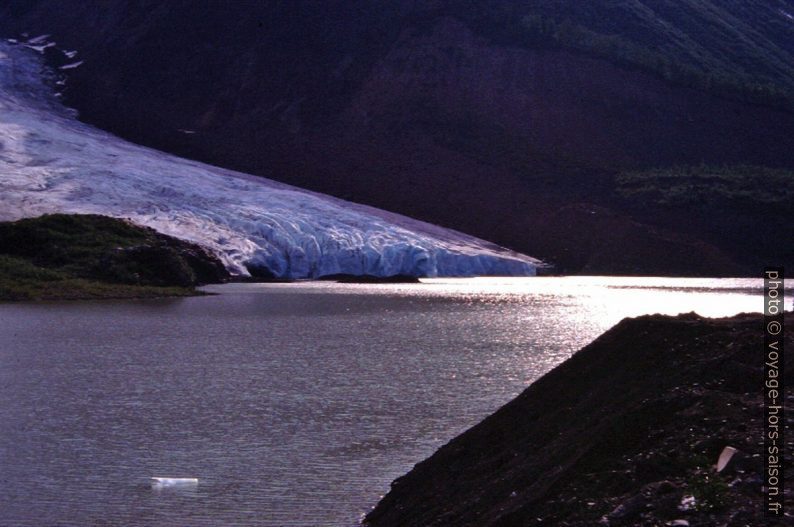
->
[[456, 1, 794, 106], [365, 312, 794, 526], [1, 1, 792, 274]]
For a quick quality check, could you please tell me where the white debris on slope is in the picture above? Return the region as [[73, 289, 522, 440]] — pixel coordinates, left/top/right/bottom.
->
[[26, 34, 50, 45], [59, 60, 83, 70], [0, 43, 543, 278], [22, 34, 55, 54]]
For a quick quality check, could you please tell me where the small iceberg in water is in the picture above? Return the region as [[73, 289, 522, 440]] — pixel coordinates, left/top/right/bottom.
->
[[151, 477, 199, 487]]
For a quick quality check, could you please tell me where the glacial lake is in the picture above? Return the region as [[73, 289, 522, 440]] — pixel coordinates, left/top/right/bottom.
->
[[0, 277, 789, 526]]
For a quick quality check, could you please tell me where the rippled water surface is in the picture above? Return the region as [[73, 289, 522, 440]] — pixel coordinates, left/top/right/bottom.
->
[[0, 277, 787, 526]]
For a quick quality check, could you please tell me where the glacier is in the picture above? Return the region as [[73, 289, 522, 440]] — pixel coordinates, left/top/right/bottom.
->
[[0, 41, 543, 278]]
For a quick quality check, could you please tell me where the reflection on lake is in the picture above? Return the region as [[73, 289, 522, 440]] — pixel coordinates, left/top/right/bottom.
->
[[0, 277, 787, 526]]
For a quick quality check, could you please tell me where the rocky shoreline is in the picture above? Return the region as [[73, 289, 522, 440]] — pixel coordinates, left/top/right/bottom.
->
[[365, 312, 793, 526]]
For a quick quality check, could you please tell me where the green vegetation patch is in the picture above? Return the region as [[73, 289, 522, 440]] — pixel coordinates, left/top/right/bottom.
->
[[0, 258, 195, 301], [446, 1, 794, 108], [0, 214, 227, 301], [615, 165, 794, 208]]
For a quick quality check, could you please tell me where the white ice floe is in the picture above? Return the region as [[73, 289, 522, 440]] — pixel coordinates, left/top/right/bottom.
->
[[151, 477, 199, 487], [0, 42, 543, 278]]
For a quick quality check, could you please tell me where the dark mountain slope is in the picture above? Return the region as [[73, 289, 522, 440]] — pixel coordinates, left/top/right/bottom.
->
[[365, 312, 794, 526], [471, 0, 794, 106], [1, 1, 793, 274]]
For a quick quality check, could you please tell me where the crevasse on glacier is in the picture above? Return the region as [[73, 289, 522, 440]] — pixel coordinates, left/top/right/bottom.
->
[[0, 41, 543, 278]]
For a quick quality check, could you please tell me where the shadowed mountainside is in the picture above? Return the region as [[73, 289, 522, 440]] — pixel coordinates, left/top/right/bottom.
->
[[1, 1, 793, 274]]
